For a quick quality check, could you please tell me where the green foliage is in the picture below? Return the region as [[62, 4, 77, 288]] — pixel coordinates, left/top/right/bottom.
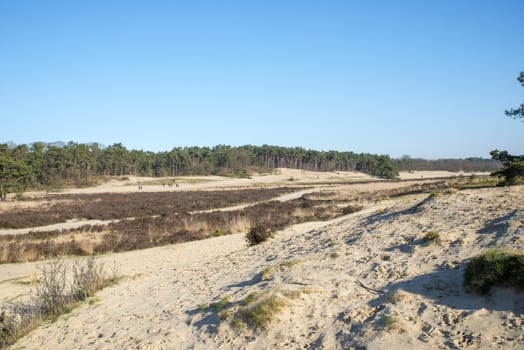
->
[[463, 249, 524, 294], [504, 71, 524, 119], [211, 296, 231, 312], [0, 151, 30, 201], [0, 142, 401, 197], [490, 150, 524, 185]]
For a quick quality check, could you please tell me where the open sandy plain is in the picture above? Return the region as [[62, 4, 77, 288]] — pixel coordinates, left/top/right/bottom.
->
[[0, 170, 522, 349]]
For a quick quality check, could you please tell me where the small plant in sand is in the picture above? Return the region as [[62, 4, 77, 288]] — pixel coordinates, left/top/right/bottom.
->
[[213, 228, 222, 237], [260, 259, 301, 281], [464, 249, 524, 294], [212, 288, 301, 333], [231, 289, 299, 332], [386, 290, 406, 304], [260, 266, 276, 281], [382, 313, 405, 333], [246, 222, 274, 246], [211, 296, 231, 312], [423, 231, 440, 244], [329, 251, 340, 259]]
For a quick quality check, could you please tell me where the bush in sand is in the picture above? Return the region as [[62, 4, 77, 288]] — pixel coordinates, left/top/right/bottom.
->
[[246, 223, 274, 246], [464, 249, 524, 294]]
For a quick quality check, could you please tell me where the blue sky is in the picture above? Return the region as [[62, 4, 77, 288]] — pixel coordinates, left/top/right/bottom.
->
[[1, 0, 523, 159]]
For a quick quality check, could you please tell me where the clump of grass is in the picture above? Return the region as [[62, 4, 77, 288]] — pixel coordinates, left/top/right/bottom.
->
[[197, 303, 209, 312], [0, 257, 118, 349], [214, 288, 300, 333], [211, 296, 231, 312], [423, 231, 440, 244], [246, 222, 274, 246], [330, 251, 340, 259], [386, 290, 405, 304], [213, 228, 222, 237], [464, 249, 524, 294], [243, 292, 260, 305], [429, 191, 441, 199], [382, 314, 405, 333], [232, 292, 288, 331], [260, 259, 301, 281], [260, 266, 276, 281]]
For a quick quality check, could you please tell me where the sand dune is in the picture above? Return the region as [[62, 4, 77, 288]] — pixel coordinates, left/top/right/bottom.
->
[[1, 181, 522, 349]]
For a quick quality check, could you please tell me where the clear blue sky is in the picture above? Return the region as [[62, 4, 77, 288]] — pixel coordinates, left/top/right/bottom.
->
[[1, 0, 523, 159]]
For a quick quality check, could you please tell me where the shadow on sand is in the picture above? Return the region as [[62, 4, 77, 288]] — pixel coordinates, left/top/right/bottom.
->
[[369, 263, 524, 314]]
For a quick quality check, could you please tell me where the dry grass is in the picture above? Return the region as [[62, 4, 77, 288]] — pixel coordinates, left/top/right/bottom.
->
[[386, 290, 406, 304], [260, 259, 302, 280], [423, 231, 441, 244], [228, 289, 300, 332], [0, 257, 119, 349]]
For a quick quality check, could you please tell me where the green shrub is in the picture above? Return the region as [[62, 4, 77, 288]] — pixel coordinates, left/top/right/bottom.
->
[[464, 249, 524, 294]]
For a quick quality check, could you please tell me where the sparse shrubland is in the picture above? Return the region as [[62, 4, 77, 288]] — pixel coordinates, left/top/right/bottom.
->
[[1, 176, 489, 264], [0, 188, 299, 229]]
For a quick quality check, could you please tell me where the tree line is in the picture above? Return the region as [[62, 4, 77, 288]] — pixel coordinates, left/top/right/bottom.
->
[[1, 142, 400, 198], [394, 156, 500, 173], [0, 141, 506, 200]]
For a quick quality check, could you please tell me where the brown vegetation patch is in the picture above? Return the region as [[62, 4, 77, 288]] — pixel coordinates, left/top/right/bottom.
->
[[0, 187, 303, 229]]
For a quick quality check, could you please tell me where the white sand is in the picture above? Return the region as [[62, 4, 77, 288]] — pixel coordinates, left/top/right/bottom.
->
[[1, 177, 522, 349]]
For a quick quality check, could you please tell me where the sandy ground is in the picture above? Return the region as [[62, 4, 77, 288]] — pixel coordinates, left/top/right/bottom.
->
[[20, 169, 374, 197], [16, 169, 486, 198], [1, 173, 522, 349]]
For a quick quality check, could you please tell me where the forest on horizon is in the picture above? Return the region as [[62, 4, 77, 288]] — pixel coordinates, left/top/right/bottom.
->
[[0, 141, 500, 198]]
